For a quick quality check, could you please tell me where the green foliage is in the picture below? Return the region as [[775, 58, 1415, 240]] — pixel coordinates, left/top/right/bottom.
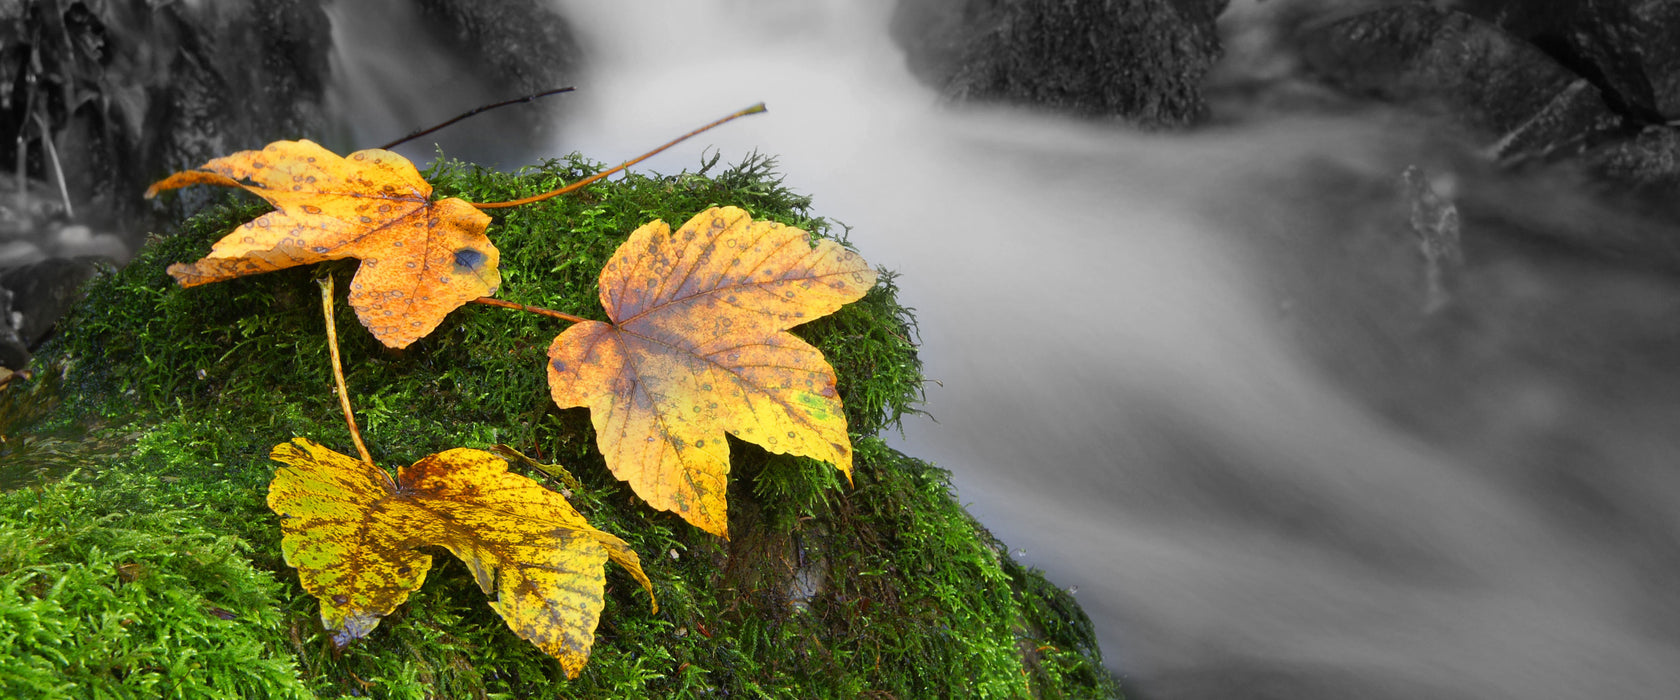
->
[[0, 471, 309, 699], [1, 153, 1117, 698]]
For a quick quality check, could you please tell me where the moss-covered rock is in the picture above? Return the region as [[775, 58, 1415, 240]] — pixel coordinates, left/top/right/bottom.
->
[[0, 154, 1118, 698]]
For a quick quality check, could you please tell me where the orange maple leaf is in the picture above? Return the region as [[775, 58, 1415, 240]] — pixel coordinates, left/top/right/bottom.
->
[[546, 206, 877, 537], [268, 438, 654, 678], [147, 139, 499, 349]]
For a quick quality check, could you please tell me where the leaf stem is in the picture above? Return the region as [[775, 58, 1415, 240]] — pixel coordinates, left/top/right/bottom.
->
[[377, 86, 576, 150], [471, 296, 589, 324], [470, 102, 768, 210], [319, 276, 378, 469]]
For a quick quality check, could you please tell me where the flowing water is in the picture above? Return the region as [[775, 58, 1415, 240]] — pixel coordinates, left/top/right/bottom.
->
[[327, 2, 1680, 697]]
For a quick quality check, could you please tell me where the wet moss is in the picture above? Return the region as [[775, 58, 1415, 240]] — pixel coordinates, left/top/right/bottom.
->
[[0, 153, 1118, 698]]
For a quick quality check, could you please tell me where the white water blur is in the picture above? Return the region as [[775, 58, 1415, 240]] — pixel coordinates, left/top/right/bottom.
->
[[327, 2, 1680, 697]]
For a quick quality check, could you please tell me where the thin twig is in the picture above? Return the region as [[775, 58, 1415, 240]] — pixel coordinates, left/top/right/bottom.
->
[[318, 275, 377, 468], [470, 296, 589, 324], [471, 102, 767, 210], [378, 86, 576, 150]]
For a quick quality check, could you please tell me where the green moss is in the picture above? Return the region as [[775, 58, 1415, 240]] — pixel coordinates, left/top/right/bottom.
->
[[0, 471, 310, 699], [0, 153, 1117, 698]]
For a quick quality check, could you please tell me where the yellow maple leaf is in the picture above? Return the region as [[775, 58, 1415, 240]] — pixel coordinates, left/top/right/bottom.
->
[[546, 206, 877, 538], [268, 438, 654, 678], [148, 139, 499, 349]]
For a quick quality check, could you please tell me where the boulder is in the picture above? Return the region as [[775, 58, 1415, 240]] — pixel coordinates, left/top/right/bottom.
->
[[1294, 6, 1627, 162], [1456, 0, 1680, 123], [890, 0, 1226, 127], [0, 154, 1118, 698]]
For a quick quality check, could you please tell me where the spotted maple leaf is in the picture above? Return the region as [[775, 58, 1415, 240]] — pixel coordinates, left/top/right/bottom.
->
[[268, 438, 654, 677], [147, 139, 499, 348], [547, 206, 876, 537]]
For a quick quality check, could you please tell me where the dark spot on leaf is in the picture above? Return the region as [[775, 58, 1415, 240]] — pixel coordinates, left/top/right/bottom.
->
[[453, 248, 486, 272]]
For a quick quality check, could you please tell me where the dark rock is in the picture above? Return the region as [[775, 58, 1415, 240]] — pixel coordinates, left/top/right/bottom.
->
[[0, 285, 27, 370], [1632, 0, 1680, 119], [0, 257, 101, 348], [1295, 7, 1628, 163], [890, 0, 1225, 127], [1456, 0, 1674, 123], [1, 0, 333, 247], [1578, 125, 1680, 224], [414, 0, 582, 95]]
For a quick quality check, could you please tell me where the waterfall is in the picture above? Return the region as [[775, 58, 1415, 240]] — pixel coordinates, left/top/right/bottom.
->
[[327, 2, 1680, 697]]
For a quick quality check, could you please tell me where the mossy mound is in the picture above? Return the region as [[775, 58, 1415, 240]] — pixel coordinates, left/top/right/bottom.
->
[[0, 154, 1118, 698]]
